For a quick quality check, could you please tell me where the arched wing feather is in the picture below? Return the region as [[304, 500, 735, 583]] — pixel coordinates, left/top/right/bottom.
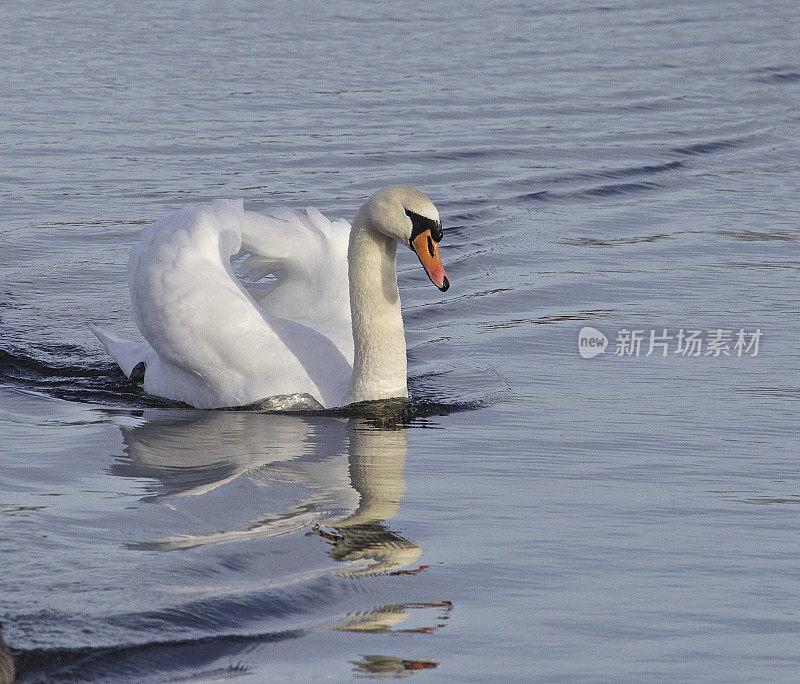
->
[[238, 206, 353, 364], [127, 200, 349, 408]]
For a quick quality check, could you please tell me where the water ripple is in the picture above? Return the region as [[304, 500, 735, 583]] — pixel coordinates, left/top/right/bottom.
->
[[12, 629, 303, 683]]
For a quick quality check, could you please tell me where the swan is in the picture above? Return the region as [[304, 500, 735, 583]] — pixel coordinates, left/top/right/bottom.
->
[[90, 186, 449, 409]]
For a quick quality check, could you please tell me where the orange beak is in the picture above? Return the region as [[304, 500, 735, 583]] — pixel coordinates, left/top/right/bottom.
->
[[411, 229, 449, 292]]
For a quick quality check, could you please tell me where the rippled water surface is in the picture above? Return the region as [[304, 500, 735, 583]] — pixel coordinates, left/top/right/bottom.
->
[[2, 1, 799, 681]]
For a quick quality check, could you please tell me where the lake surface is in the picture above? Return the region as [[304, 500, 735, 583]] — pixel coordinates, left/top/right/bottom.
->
[[1, 0, 799, 680]]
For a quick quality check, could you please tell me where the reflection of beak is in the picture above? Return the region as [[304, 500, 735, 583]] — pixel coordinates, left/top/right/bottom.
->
[[411, 229, 449, 292]]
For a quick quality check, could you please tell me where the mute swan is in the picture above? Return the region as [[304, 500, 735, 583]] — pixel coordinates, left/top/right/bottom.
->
[[90, 186, 449, 409]]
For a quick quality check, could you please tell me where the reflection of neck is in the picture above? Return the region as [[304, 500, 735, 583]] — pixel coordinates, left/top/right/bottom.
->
[[344, 208, 408, 405], [343, 425, 407, 525], [327, 422, 420, 574]]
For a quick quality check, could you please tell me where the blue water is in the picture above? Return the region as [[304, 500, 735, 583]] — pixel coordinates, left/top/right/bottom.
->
[[1, 1, 799, 681]]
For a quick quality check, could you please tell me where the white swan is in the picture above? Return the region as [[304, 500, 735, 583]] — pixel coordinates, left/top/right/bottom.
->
[[90, 186, 449, 409]]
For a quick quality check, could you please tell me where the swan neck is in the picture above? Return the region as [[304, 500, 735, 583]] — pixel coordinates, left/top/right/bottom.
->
[[344, 210, 407, 405]]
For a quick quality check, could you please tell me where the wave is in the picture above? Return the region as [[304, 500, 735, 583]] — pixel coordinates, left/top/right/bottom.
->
[[0, 345, 480, 423], [9, 599, 454, 681], [753, 66, 800, 83], [11, 628, 303, 683], [0, 346, 177, 410], [509, 134, 755, 205]]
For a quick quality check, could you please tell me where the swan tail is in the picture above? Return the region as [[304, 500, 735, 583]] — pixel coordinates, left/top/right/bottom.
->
[[88, 323, 151, 378]]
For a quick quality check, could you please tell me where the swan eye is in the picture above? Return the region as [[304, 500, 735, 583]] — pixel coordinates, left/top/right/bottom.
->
[[427, 235, 435, 258], [405, 208, 442, 243]]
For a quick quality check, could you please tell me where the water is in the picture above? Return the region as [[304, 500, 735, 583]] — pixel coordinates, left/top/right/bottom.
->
[[1, 0, 799, 680]]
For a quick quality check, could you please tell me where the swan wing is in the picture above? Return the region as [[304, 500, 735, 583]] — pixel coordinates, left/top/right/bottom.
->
[[126, 200, 350, 408], [238, 206, 353, 364]]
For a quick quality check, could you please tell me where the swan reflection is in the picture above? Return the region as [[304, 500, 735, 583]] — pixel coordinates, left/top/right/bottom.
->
[[351, 654, 437, 676], [327, 600, 452, 634], [113, 409, 421, 574]]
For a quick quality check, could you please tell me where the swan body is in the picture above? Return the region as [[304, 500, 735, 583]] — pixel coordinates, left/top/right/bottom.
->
[[91, 186, 448, 409]]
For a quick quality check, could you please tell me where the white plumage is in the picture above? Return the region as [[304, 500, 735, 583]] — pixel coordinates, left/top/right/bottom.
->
[[91, 186, 448, 409]]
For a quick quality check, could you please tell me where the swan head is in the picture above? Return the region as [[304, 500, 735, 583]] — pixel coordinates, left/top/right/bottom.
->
[[365, 186, 449, 292]]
